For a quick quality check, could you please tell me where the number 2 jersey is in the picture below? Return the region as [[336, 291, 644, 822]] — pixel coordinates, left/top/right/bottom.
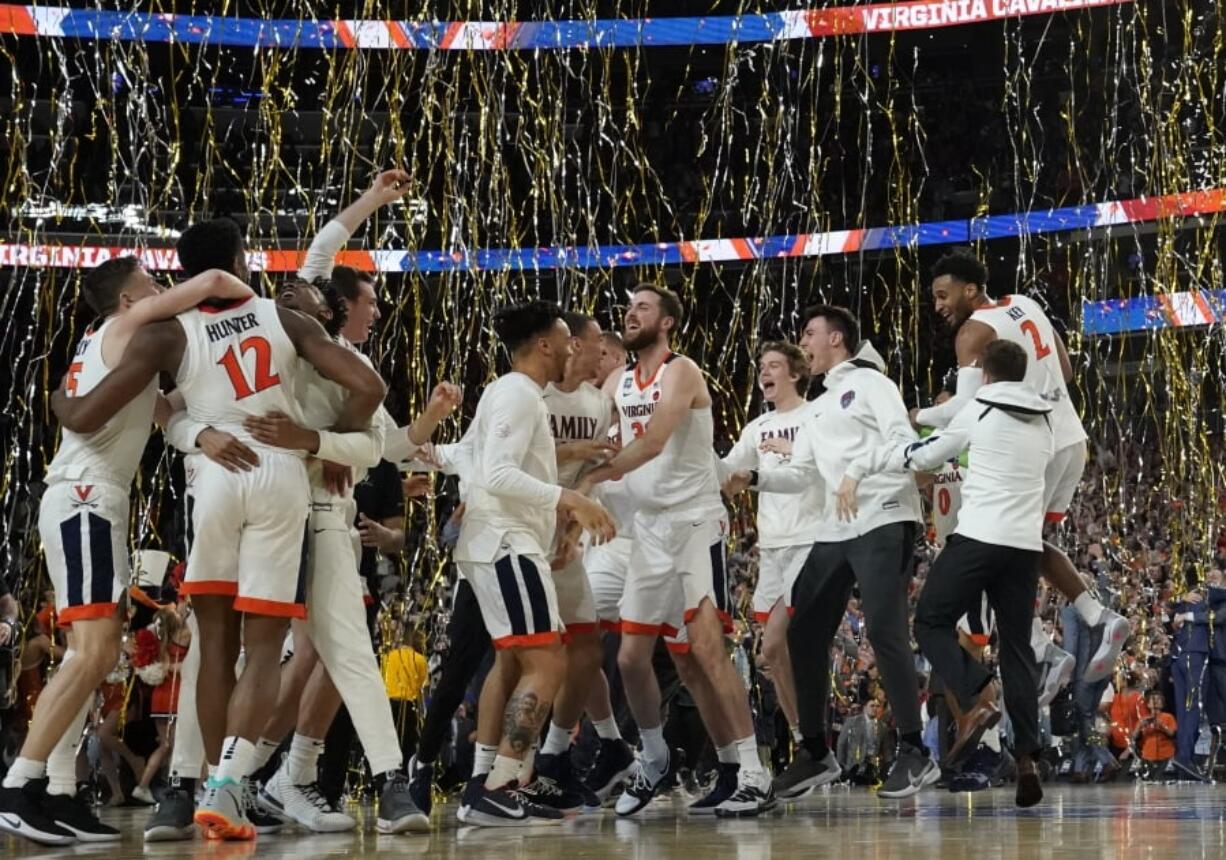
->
[[615, 353, 723, 516], [970, 294, 1087, 450], [174, 297, 308, 453]]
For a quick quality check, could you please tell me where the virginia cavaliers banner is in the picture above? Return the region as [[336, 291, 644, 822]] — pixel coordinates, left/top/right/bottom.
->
[[0, 0, 1130, 52]]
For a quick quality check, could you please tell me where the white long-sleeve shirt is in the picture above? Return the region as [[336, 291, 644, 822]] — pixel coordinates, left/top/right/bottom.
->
[[718, 401, 825, 549], [756, 343, 922, 540], [453, 372, 562, 563], [845, 381, 1055, 551]]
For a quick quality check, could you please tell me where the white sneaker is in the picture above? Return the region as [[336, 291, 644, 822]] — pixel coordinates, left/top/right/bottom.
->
[[1084, 609, 1131, 684], [259, 769, 355, 833]]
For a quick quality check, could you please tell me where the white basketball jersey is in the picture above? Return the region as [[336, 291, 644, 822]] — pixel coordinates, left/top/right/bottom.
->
[[46, 318, 158, 487], [970, 294, 1087, 448], [615, 354, 722, 514], [174, 297, 307, 453], [543, 381, 613, 489], [932, 460, 964, 548], [734, 402, 825, 549]]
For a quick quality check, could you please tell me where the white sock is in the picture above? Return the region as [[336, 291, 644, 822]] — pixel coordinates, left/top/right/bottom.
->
[[541, 722, 572, 757], [251, 737, 281, 773], [486, 755, 520, 790], [215, 737, 256, 784], [519, 741, 539, 783], [47, 695, 92, 796], [791, 725, 803, 744], [640, 726, 668, 771], [285, 734, 325, 785], [2, 757, 46, 790], [716, 743, 738, 765], [474, 743, 498, 777], [735, 735, 766, 778], [593, 716, 622, 741], [1074, 593, 1104, 627]]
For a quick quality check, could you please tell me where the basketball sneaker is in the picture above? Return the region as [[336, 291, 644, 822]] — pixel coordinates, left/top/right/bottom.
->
[[259, 769, 355, 832], [407, 755, 433, 817], [194, 778, 254, 841], [772, 748, 841, 799], [582, 738, 636, 804], [688, 762, 739, 816], [457, 777, 562, 827], [377, 771, 430, 834], [0, 780, 77, 846], [614, 753, 670, 817], [42, 791, 120, 842], [144, 781, 196, 842]]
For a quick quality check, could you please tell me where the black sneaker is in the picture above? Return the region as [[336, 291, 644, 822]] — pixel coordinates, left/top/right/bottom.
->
[[879, 743, 941, 799], [42, 791, 120, 842], [614, 753, 670, 817], [456, 777, 560, 827], [714, 771, 775, 818], [772, 748, 841, 799], [241, 779, 284, 835], [407, 755, 433, 817], [514, 774, 583, 815], [0, 780, 77, 846], [688, 763, 739, 816], [582, 738, 636, 804], [532, 752, 598, 811], [377, 771, 430, 834], [144, 782, 197, 842]]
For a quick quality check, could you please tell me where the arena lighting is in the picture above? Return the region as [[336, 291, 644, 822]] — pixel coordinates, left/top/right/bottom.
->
[[0, 0, 1131, 52], [17, 200, 181, 239]]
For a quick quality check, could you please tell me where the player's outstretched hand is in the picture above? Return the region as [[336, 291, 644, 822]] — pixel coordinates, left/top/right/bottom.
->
[[243, 411, 315, 452], [403, 473, 432, 499], [758, 437, 793, 457], [721, 470, 753, 496], [368, 168, 413, 206], [198, 428, 259, 472], [562, 491, 616, 545], [835, 475, 861, 522], [322, 460, 352, 495], [428, 382, 463, 414], [358, 513, 402, 552]]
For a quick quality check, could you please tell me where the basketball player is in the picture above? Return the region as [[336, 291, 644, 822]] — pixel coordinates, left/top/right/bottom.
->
[[520, 310, 625, 811], [725, 306, 936, 800], [49, 218, 387, 841], [835, 340, 1053, 807], [575, 332, 638, 802], [156, 280, 456, 835], [0, 259, 254, 846], [454, 301, 616, 826], [917, 250, 1129, 683], [717, 342, 822, 755], [580, 285, 774, 817]]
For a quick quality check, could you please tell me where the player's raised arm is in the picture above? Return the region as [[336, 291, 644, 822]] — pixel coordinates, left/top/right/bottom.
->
[[276, 307, 386, 432], [110, 270, 253, 344], [51, 321, 183, 434], [914, 320, 993, 429]]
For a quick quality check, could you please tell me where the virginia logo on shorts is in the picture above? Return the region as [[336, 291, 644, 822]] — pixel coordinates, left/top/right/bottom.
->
[[70, 485, 98, 509], [841, 390, 856, 409]]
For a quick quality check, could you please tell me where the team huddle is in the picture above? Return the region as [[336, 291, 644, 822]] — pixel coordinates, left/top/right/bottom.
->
[[0, 171, 1130, 845]]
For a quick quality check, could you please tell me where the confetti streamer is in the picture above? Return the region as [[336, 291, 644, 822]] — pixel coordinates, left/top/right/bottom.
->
[[1, 0, 1223, 651]]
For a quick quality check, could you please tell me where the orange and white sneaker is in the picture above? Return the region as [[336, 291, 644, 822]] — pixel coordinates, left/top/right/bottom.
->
[[194, 778, 255, 841]]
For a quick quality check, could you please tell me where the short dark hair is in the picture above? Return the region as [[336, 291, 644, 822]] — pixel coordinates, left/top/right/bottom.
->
[[82, 257, 142, 317], [931, 250, 988, 291], [493, 300, 566, 353], [176, 218, 245, 277], [801, 304, 859, 352], [633, 284, 684, 329], [759, 341, 811, 391], [330, 264, 375, 303], [981, 339, 1027, 382], [563, 310, 596, 339], [313, 278, 349, 338]]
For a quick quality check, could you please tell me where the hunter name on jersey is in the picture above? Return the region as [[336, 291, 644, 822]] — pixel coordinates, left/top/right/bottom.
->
[[205, 311, 261, 343]]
